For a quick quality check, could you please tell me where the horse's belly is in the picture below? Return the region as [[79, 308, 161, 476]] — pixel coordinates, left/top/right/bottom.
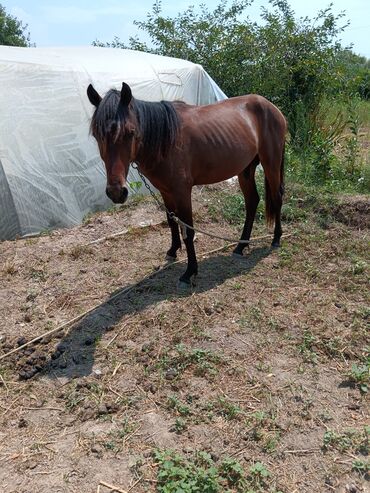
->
[[192, 149, 255, 185]]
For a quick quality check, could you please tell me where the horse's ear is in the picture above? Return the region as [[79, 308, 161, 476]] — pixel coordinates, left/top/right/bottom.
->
[[121, 82, 132, 106], [87, 84, 102, 107]]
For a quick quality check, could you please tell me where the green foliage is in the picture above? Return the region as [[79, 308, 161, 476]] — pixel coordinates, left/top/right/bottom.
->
[[251, 3, 347, 151], [115, 418, 136, 438], [323, 427, 369, 456], [154, 450, 264, 492], [173, 417, 187, 434], [207, 396, 243, 420], [337, 49, 370, 100], [96, 2, 349, 141], [128, 180, 143, 192], [167, 395, 191, 416], [348, 354, 370, 394], [298, 330, 318, 364], [154, 450, 221, 493], [352, 459, 369, 475], [94, 0, 369, 191], [0, 3, 32, 46], [249, 461, 270, 480], [158, 344, 222, 379], [323, 430, 353, 452]]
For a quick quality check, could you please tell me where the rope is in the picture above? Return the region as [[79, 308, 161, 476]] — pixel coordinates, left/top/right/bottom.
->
[[132, 163, 271, 245], [0, 242, 244, 363], [171, 215, 270, 244], [0, 166, 292, 362]]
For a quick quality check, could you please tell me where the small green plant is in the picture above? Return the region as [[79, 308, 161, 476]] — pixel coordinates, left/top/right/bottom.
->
[[154, 450, 251, 492], [323, 430, 352, 452], [128, 180, 143, 192], [208, 397, 242, 421], [347, 353, 370, 393], [103, 440, 117, 451], [350, 260, 367, 275], [64, 390, 85, 410], [173, 418, 187, 434], [115, 418, 136, 438], [246, 410, 281, 453], [298, 331, 318, 364], [167, 395, 191, 416], [219, 458, 246, 487], [158, 345, 222, 379], [29, 267, 48, 282], [323, 427, 369, 454], [248, 461, 270, 488], [352, 459, 369, 475], [154, 450, 220, 493]]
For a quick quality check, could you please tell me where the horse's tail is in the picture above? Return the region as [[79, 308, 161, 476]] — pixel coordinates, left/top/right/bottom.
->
[[264, 143, 285, 227]]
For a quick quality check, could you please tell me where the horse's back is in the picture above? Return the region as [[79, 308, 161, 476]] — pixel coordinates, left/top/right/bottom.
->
[[177, 94, 286, 134], [169, 94, 286, 186]]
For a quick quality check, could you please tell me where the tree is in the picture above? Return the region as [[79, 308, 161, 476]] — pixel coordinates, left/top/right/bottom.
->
[[337, 49, 370, 100], [0, 3, 32, 47], [94, 0, 349, 150], [248, 2, 347, 147], [94, 1, 257, 98]]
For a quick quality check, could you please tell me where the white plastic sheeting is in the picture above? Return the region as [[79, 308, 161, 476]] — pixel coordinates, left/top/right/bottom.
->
[[0, 46, 226, 240]]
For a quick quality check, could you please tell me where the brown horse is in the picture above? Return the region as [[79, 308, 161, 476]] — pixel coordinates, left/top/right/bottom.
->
[[87, 82, 287, 287]]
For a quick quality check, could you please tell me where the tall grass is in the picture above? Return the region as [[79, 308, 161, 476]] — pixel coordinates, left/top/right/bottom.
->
[[287, 98, 370, 193]]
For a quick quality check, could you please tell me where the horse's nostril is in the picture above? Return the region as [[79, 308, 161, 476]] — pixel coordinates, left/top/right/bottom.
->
[[106, 186, 128, 204], [106, 186, 114, 200], [121, 187, 128, 202]]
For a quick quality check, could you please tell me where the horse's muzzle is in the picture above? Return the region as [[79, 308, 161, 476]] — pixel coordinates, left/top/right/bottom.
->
[[106, 185, 128, 204]]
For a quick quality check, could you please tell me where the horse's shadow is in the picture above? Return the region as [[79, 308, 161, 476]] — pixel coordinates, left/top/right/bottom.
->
[[43, 247, 272, 380]]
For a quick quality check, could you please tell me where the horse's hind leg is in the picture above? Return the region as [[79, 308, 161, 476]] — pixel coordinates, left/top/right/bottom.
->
[[259, 148, 284, 248], [175, 191, 198, 287], [233, 157, 260, 257]]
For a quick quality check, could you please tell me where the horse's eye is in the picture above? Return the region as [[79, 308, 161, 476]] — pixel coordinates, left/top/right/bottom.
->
[[110, 122, 118, 134]]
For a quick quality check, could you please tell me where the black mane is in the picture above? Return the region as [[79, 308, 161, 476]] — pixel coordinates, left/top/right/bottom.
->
[[90, 89, 181, 162]]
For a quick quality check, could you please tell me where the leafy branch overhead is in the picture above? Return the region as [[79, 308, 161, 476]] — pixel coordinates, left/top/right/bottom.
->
[[0, 3, 32, 47], [94, 0, 369, 190]]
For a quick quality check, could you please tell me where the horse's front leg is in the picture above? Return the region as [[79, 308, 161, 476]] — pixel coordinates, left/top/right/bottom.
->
[[165, 211, 182, 261], [161, 193, 182, 260], [162, 190, 198, 287]]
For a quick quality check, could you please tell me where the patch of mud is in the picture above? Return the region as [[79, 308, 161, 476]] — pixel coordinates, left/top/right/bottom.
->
[[333, 195, 370, 229]]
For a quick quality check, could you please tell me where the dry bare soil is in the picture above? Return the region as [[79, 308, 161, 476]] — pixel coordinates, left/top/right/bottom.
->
[[0, 184, 369, 493]]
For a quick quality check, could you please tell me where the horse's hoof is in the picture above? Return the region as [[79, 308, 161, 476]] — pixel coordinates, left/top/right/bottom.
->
[[271, 241, 280, 249], [165, 254, 177, 262], [232, 252, 244, 259], [177, 280, 192, 292], [177, 274, 197, 291]]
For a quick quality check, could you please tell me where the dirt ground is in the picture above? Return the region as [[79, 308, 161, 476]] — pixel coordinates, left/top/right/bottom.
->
[[0, 185, 369, 493]]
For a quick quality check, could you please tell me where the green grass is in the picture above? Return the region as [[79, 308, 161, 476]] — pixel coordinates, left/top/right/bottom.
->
[[206, 174, 368, 234]]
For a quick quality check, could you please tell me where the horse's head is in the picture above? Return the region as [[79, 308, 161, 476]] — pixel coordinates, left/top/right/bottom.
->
[[87, 82, 137, 204]]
